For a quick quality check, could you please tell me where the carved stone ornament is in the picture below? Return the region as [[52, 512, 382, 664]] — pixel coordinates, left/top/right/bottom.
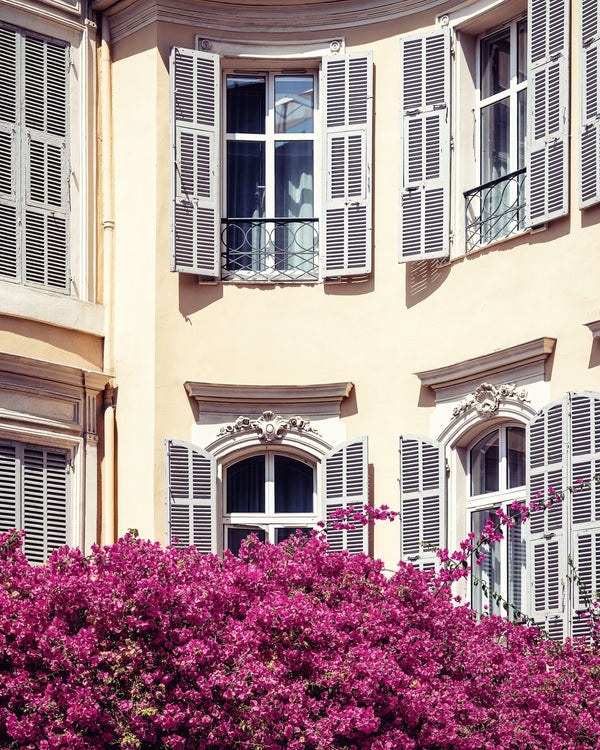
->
[[218, 411, 320, 442], [452, 383, 529, 419]]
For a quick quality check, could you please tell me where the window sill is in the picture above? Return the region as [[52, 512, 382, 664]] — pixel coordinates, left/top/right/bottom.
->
[[0, 282, 104, 337]]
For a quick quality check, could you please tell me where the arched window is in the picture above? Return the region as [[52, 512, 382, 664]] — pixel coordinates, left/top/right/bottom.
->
[[468, 424, 526, 616], [223, 451, 317, 554]]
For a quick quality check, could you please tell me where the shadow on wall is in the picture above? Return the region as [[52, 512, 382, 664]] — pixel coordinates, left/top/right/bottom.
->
[[405, 258, 449, 308]]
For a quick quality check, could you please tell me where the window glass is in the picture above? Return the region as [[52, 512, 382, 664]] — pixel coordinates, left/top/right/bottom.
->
[[226, 455, 265, 513], [275, 527, 311, 544], [274, 455, 313, 513], [517, 19, 527, 84], [480, 100, 510, 182], [507, 426, 526, 488], [227, 527, 266, 556], [275, 75, 314, 133], [471, 508, 502, 614], [470, 430, 500, 495], [480, 28, 510, 98], [226, 141, 265, 219], [226, 76, 265, 134]]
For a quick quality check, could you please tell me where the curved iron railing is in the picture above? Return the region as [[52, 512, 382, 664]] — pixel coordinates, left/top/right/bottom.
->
[[221, 218, 319, 282], [464, 168, 526, 253]]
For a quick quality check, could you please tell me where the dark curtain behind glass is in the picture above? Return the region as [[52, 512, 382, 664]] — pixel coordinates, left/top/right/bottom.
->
[[227, 455, 265, 513], [274, 455, 313, 513]]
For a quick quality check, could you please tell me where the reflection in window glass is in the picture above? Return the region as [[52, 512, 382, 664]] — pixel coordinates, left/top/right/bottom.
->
[[481, 99, 510, 183], [471, 431, 500, 495], [507, 426, 526, 488], [275, 76, 314, 134], [480, 28, 510, 98], [517, 19, 527, 84]]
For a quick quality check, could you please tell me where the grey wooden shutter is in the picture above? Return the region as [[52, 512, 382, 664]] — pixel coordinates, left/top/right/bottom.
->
[[0, 26, 18, 282], [399, 29, 451, 262], [580, 0, 600, 207], [526, 0, 570, 225], [0, 443, 18, 534], [23, 34, 70, 292], [22, 445, 69, 564], [322, 436, 368, 554], [322, 53, 372, 278], [170, 47, 220, 277], [526, 397, 569, 639], [399, 434, 446, 571], [165, 439, 217, 554]]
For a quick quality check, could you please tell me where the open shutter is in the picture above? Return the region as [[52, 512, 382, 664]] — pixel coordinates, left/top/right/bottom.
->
[[580, 0, 600, 207], [0, 26, 18, 282], [526, 397, 569, 639], [165, 439, 216, 554], [399, 435, 446, 571], [22, 446, 69, 564], [170, 47, 220, 277], [526, 0, 569, 225], [399, 29, 450, 262], [24, 35, 70, 292], [322, 53, 372, 278], [322, 436, 368, 554], [0, 443, 18, 534]]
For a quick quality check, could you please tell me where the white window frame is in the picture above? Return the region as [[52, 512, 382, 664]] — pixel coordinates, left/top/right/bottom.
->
[[222, 446, 319, 551], [221, 67, 320, 282]]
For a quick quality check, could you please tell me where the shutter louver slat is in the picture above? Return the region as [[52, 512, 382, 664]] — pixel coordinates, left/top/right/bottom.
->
[[322, 53, 372, 277], [165, 440, 216, 554], [399, 29, 450, 262], [399, 435, 445, 569], [170, 47, 220, 277], [0, 444, 17, 533], [323, 437, 368, 555], [0, 28, 18, 282]]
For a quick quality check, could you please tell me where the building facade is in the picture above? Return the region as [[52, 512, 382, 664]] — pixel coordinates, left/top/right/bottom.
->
[[1, 0, 600, 639]]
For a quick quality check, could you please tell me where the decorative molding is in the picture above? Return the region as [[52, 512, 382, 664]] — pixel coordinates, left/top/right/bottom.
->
[[218, 410, 320, 442], [416, 337, 556, 391], [186, 381, 352, 405], [452, 383, 529, 420], [586, 320, 600, 339]]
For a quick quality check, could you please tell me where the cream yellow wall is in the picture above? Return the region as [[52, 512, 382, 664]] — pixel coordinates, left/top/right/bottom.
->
[[106, 3, 600, 568]]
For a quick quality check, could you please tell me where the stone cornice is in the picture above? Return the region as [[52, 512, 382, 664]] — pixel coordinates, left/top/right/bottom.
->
[[185, 381, 352, 406], [0, 351, 109, 394], [415, 337, 556, 391], [94, 0, 446, 39]]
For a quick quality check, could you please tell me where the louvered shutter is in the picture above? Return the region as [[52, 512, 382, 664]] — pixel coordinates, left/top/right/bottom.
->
[[23, 35, 70, 292], [322, 53, 372, 278], [399, 435, 445, 571], [22, 446, 69, 564], [322, 437, 368, 554], [580, 0, 600, 207], [526, 0, 569, 225], [165, 439, 217, 554], [526, 397, 569, 639], [0, 443, 18, 533], [399, 29, 450, 262], [170, 48, 220, 277], [0, 26, 18, 281]]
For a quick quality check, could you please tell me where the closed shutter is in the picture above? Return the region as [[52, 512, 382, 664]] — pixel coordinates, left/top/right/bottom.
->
[[526, 0, 569, 225], [0, 26, 18, 281], [399, 434, 446, 571], [0, 443, 18, 533], [526, 397, 569, 639], [399, 29, 450, 262], [580, 0, 600, 207], [170, 47, 220, 277], [322, 53, 372, 277], [322, 437, 368, 554], [165, 439, 217, 554]]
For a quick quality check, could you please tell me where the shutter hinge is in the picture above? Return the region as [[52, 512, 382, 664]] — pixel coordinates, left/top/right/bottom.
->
[[450, 135, 455, 151]]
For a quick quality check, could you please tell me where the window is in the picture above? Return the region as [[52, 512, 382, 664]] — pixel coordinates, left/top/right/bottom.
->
[[0, 440, 70, 563], [223, 452, 316, 554], [0, 24, 70, 293], [170, 46, 372, 282], [467, 425, 527, 616], [223, 72, 317, 281]]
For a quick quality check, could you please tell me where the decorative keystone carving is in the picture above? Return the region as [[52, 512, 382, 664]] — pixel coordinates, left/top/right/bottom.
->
[[218, 411, 319, 441], [452, 383, 529, 419]]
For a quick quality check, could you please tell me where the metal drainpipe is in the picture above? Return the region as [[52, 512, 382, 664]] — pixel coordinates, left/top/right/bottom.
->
[[100, 14, 116, 545]]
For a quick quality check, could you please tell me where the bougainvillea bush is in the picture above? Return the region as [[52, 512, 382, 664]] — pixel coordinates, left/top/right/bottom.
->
[[1, 530, 600, 750]]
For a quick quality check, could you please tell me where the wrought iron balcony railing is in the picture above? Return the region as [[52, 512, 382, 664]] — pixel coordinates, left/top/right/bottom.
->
[[464, 168, 526, 253], [221, 218, 319, 282]]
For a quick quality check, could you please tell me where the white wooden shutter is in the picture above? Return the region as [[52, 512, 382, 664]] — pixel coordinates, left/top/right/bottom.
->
[[23, 34, 70, 292], [399, 434, 446, 571], [526, 397, 569, 639], [580, 0, 600, 207], [399, 29, 450, 262], [322, 436, 368, 554], [170, 47, 220, 277], [526, 0, 570, 225], [22, 446, 69, 564], [322, 53, 372, 278], [0, 26, 18, 282], [0, 443, 18, 534], [165, 439, 217, 554]]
